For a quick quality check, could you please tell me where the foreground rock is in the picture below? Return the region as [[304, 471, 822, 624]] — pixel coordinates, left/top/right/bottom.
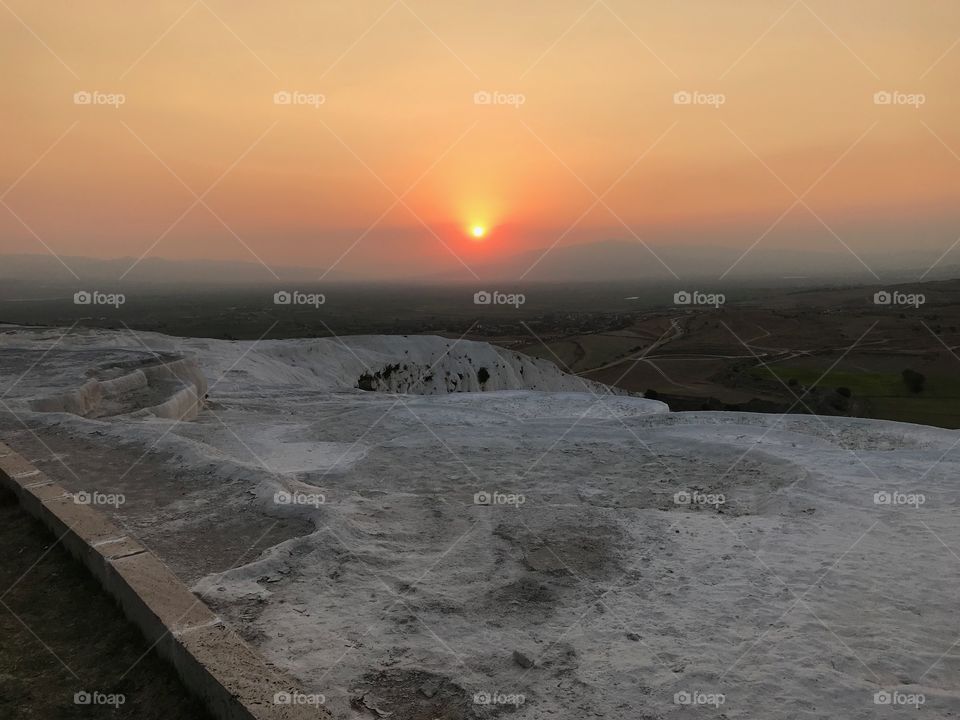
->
[[1, 326, 957, 719]]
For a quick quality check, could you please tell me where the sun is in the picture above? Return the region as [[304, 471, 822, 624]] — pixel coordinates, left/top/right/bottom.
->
[[471, 225, 486, 239]]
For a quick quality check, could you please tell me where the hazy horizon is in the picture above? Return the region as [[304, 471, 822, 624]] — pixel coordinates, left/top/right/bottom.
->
[[3, 1, 959, 283]]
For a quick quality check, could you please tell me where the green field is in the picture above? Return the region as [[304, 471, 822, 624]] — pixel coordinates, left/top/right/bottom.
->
[[753, 366, 960, 428]]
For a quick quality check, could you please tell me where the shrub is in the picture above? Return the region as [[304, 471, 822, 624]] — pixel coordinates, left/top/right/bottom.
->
[[901, 369, 925, 394]]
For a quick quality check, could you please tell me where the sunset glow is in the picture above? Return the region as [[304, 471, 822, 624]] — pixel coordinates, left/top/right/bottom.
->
[[1, 1, 959, 281]]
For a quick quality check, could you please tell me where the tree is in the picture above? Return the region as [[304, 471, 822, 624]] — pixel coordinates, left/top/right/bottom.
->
[[901, 369, 925, 394]]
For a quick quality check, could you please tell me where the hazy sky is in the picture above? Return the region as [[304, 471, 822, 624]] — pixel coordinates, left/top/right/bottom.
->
[[2, 0, 959, 280]]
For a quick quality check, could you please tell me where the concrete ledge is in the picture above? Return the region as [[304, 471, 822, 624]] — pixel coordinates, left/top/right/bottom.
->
[[0, 441, 329, 720]]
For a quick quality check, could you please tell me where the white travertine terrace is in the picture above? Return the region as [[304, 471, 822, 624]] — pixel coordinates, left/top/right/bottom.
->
[[1, 326, 957, 719]]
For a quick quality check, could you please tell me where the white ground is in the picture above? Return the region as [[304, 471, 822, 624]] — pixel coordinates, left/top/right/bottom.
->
[[2, 325, 959, 719]]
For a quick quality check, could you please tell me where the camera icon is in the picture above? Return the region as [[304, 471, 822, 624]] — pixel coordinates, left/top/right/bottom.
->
[[273, 490, 292, 505], [473, 91, 492, 105], [74, 290, 92, 305], [873, 91, 892, 105], [73, 491, 92, 505], [274, 91, 292, 105], [873, 290, 891, 305], [73, 91, 92, 105], [473, 691, 491, 705], [74, 691, 92, 705], [873, 491, 891, 505], [674, 691, 692, 705], [273, 691, 292, 705], [673, 490, 691, 505], [874, 690, 892, 705], [473, 290, 492, 305], [274, 290, 292, 305], [474, 491, 492, 505], [673, 290, 691, 305], [673, 91, 692, 105]]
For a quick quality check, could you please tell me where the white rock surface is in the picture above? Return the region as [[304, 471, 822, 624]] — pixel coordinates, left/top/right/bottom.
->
[[1, 325, 958, 719]]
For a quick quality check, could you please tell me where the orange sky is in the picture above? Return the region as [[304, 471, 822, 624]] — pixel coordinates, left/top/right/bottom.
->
[[2, 0, 959, 280]]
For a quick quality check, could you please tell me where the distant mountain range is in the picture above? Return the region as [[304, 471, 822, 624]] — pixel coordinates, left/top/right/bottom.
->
[[1, 239, 957, 287], [439, 238, 958, 284], [0, 255, 341, 286]]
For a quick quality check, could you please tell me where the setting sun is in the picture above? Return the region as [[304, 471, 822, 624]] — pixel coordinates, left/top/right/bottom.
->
[[471, 225, 486, 239]]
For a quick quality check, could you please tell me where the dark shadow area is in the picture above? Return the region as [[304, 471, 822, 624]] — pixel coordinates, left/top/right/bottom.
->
[[0, 488, 213, 719]]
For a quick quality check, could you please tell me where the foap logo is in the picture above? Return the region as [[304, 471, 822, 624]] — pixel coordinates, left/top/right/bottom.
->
[[674, 290, 725, 308], [474, 290, 525, 308], [873, 490, 925, 509], [273, 290, 326, 308], [274, 691, 326, 706], [474, 490, 525, 507], [74, 691, 125, 708], [73, 490, 125, 508], [874, 689, 925, 708], [473, 90, 526, 108], [74, 290, 125, 308], [673, 90, 725, 108], [674, 489, 725, 508], [473, 691, 526, 707], [873, 290, 925, 308], [73, 90, 126, 108], [273, 90, 326, 108], [674, 690, 726, 708], [874, 90, 925, 108], [274, 490, 325, 508]]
